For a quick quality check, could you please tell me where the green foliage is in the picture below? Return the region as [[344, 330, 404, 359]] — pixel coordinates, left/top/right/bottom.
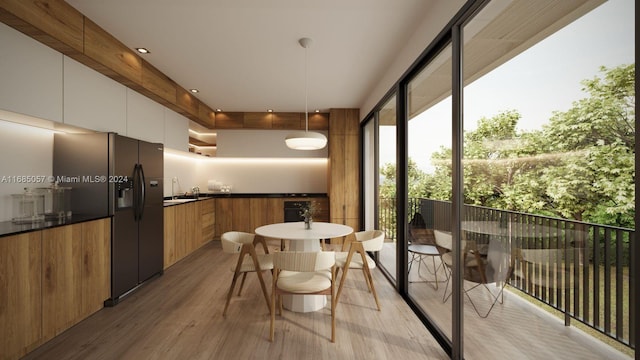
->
[[382, 64, 635, 229]]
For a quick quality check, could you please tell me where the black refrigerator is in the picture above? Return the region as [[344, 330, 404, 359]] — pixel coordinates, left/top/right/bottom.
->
[[53, 133, 164, 305]]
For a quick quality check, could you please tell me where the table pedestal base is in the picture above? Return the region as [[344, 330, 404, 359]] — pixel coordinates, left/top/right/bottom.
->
[[283, 294, 327, 313]]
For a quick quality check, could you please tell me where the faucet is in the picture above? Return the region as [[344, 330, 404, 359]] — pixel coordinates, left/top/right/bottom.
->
[[171, 177, 178, 199], [192, 186, 200, 198]]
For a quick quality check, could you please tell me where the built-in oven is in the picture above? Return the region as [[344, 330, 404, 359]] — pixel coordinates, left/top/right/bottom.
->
[[283, 201, 308, 222]]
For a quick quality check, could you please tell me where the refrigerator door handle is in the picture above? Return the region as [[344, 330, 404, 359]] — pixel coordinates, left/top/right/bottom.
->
[[138, 163, 146, 221], [133, 164, 140, 221]]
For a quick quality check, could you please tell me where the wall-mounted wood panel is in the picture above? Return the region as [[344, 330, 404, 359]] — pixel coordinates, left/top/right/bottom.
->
[[0, 0, 83, 55], [198, 103, 216, 128], [215, 112, 244, 129], [308, 112, 329, 130], [83, 18, 142, 87], [244, 112, 272, 129], [176, 86, 199, 118], [272, 112, 301, 129], [142, 59, 176, 106]]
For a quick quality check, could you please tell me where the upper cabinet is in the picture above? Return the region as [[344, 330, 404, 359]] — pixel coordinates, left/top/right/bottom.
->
[[0, 23, 63, 123], [63, 56, 127, 134], [126, 89, 165, 143], [164, 108, 189, 151]]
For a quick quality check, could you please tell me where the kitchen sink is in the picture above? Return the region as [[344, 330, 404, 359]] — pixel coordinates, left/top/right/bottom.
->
[[163, 199, 198, 205]]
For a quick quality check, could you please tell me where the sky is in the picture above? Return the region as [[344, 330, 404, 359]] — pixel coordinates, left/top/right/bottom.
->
[[380, 0, 635, 173]]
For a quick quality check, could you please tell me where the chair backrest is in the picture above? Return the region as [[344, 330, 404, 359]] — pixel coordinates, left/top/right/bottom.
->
[[354, 230, 385, 252], [221, 231, 255, 254], [434, 230, 453, 251], [273, 251, 335, 272]]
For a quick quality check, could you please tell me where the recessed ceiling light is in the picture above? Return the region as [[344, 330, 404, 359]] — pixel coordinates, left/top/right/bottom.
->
[[189, 89, 199, 93], [215, 108, 222, 112], [314, 109, 320, 113], [267, 109, 273, 113], [135, 47, 150, 54]]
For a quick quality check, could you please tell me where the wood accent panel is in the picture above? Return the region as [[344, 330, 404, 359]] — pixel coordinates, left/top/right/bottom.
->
[[308, 112, 329, 130], [83, 18, 142, 87], [201, 199, 215, 244], [80, 218, 110, 318], [164, 206, 176, 269], [214, 112, 244, 129], [215, 198, 233, 237], [272, 112, 301, 129], [243, 112, 272, 129], [42, 224, 83, 340], [249, 198, 267, 230], [231, 198, 251, 233], [141, 59, 176, 105], [174, 202, 198, 260], [198, 103, 216, 128], [329, 109, 360, 233], [265, 198, 283, 224], [176, 86, 199, 118], [0, 231, 42, 360], [188, 136, 214, 147], [0, 0, 84, 55]]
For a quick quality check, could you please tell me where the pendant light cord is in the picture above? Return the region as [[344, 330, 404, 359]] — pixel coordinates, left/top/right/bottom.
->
[[304, 41, 309, 132]]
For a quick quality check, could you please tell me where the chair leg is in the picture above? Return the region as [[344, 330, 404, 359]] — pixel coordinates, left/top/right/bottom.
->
[[270, 286, 276, 341], [331, 267, 336, 343], [237, 272, 248, 296], [223, 271, 240, 316], [255, 270, 271, 313], [362, 265, 381, 311], [335, 265, 350, 306]]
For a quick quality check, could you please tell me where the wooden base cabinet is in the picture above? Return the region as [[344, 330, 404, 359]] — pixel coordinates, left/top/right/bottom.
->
[[0, 218, 110, 360], [0, 232, 43, 360], [42, 218, 111, 341], [163, 199, 215, 270]]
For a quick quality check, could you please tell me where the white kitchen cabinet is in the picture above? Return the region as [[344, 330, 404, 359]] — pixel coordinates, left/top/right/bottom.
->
[[63, 56, 127, 134], [164, 108, 189, 151], [0, 23, 63, 123], [126, 89, 165, 143]]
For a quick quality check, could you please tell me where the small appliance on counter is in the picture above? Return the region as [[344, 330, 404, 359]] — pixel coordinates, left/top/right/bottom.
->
[[11, 187, 45, 224], [36, 182, 72, 220]]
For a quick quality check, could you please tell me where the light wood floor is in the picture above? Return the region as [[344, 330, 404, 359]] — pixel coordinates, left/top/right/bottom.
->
[[23, 240, 449, 360]]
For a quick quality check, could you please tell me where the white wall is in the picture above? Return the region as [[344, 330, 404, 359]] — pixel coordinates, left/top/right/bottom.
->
[[0, 120, 54, 221], [359, 1, 465, 120], [216, 129, 328, 158], [163, 149, 327, 197]]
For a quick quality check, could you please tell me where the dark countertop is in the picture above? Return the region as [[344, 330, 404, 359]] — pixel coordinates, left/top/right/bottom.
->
[[164, 193, 328, 201], [0, 214, 111, 238]]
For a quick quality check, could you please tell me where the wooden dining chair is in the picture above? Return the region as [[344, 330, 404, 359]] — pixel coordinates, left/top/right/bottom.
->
[[270, 251, 336, 342], [221, 231, 273, 317], [335, 230, 384, 311]]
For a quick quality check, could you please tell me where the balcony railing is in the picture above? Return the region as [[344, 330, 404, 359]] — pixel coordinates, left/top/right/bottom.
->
[[379, 197, 635, 349]]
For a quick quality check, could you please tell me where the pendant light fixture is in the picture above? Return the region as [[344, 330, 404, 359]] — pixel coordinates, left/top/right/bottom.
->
[[285, 37, 327, 150]]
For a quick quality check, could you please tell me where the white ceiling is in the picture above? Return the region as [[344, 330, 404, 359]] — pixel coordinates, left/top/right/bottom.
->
[[65, 0, 440, 114]]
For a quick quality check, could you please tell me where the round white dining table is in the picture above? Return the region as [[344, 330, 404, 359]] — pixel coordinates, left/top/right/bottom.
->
[[255, 221, 353, 252], [255, 221, 353, 312]]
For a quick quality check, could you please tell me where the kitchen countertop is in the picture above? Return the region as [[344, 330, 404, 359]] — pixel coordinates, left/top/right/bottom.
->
[[163, 193, 327, 206], [0, 214, 111, 238]]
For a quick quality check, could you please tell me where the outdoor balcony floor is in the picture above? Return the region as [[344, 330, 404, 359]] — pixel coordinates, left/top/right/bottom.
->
[[381, 243, 632, 360]]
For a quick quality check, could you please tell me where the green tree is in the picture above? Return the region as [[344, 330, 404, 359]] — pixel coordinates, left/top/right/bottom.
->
[[425, 64, 635, 228]]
